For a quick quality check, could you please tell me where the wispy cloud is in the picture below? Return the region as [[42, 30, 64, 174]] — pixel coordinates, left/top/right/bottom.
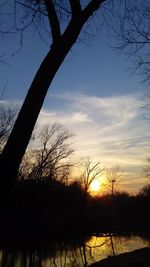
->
[[38, 92, 150, 193], [1, 92, 149, 193]]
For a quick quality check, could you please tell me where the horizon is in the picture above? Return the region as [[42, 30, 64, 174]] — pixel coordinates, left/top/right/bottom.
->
[[0, 90, 149, 195]]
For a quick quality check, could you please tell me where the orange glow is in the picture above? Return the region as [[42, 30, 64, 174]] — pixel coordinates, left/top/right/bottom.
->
[[90, 180, 101, 192], [89, 176, 106, 195]]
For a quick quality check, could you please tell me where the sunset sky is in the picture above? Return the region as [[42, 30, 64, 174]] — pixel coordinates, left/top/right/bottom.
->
[[0, 9, 150, 194]]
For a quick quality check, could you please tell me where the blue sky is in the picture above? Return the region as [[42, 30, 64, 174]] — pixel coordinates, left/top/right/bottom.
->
[[0, 24, 144, 100], [0, 9, 150, 193]]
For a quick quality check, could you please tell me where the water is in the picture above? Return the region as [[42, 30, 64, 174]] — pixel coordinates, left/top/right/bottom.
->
[[0, 234, 149, 267]]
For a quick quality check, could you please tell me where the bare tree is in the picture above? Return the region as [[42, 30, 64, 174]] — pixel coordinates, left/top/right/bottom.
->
[[106, 165, 121, 196], [81, 158, 104, 193], [111, 1, 150, 187], [0, 104, 16, 152], [0, 0, 108, 190], [20, 123, 74, 182], [110, 0, 150, 84]]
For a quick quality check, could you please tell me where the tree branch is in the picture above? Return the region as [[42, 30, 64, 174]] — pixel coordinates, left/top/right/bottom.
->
[[16, 1, 47, 16], [45, 0, 61, 43], [69, 0, 82, 17], [82, 0, 106, 23]]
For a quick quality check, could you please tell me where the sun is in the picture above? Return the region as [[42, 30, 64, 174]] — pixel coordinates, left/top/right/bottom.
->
[[89, 176, 107, 195], [90, 180, 101, 193]]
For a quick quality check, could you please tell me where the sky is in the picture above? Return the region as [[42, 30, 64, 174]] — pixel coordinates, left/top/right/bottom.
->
[[0, 2, 150, 194]]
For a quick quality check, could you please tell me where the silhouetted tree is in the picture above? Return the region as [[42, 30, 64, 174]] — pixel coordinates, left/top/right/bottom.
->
[[106, 165, 121, 196], [138, 184, 150, 198], [27, 123, 74, 181], [0, 102, 16, 152], [81, 158, 104, 193], [0, 0, 108, 190]]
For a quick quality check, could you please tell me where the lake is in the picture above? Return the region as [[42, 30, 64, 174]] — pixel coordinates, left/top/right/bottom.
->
[[0, 234, 149, 266]]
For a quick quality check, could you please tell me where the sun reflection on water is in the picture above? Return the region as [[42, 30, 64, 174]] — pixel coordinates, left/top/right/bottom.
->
[[85, 234, 149, 264], [0, 235, 149, 267]]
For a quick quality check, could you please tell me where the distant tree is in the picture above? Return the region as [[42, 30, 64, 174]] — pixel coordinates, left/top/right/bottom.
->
[[138, 184, 150, 198], [0, 0, 108, 190], [19, 123, 74, 182], [81, 158, 104, 193], [106, 165, 121, 196]]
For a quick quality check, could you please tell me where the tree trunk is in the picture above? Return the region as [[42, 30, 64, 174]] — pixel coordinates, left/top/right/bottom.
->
[[0, 0, 106, 191], [0, 21, 82, 190]]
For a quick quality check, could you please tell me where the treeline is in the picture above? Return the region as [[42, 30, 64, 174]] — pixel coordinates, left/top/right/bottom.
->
[[0, 104, 150, 237], [1, 176, 150, 212], [0, 177, 150, 236]]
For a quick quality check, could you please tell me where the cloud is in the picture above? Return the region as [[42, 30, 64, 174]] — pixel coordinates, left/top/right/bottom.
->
[[1, 92, 149, 193], [38, 92, 150, 193], [0, 98, 21, 108], [49, 92, 141, 128], [38, 110, 91, 127]]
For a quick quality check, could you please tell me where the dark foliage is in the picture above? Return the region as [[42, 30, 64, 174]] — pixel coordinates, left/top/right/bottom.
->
[[0, 181, 150, 240]]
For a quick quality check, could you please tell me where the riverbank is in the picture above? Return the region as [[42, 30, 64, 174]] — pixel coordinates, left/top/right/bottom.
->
[[90, 247, 150, 267], [0, 210, 150, 251], [0, 179, 150, 246]]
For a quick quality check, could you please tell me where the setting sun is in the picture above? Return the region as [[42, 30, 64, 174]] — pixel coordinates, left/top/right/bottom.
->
[[90, 180, 101, 193], [89, 176, 107, 195]]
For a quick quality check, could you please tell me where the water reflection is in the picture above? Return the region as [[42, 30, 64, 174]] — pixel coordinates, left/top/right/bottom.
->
[[0, 234, 149, 267], [84, 234, 149, 265]]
